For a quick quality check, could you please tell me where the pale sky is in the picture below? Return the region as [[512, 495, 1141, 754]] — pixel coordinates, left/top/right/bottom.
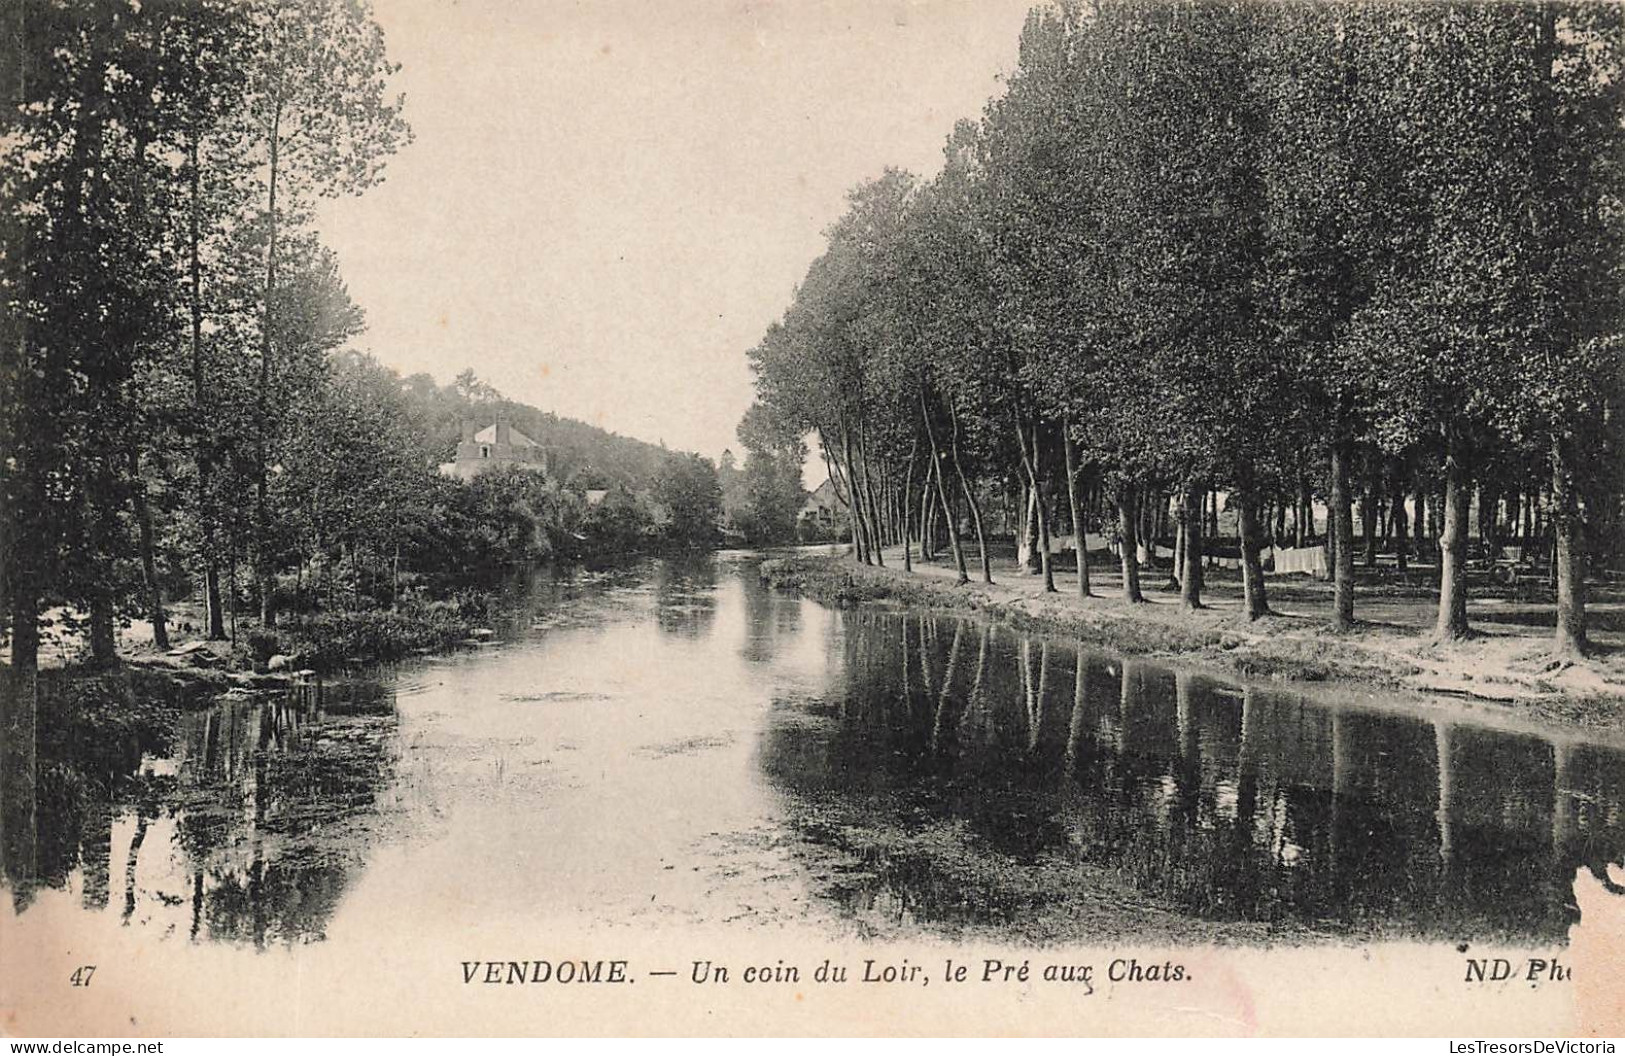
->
[[320, 0, 1035, 467]]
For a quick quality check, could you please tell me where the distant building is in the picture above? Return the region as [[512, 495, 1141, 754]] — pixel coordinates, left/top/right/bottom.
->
[[438, 416, 547, 481], [800, 477, 842, 529]]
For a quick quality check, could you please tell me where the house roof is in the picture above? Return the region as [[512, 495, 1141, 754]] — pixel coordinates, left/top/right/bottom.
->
[[803, 478, 840, 511], [474, 423, 540, 448]]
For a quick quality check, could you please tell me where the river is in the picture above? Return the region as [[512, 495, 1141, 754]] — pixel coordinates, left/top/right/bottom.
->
[[8, 551, 1625, 954]]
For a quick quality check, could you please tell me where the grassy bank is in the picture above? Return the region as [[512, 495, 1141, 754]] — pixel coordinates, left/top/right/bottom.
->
[[760, 550, 1625, 731], [273, 598, 483, 670], [96, 592, 497, 719]]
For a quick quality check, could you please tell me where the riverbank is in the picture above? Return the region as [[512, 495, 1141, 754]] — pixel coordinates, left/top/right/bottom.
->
[[760, 548, 1625, 731], [2, 589, 505, 869], [105, 596, 482, 692]]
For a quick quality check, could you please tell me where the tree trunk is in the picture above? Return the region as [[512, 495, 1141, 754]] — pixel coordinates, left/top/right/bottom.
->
[[1036, 481, 1055, 593], [1139, 490, 1157, 560], [187, 131, 226, 641], [855, 430, 884, 567], [1330, 442, 1356, 631], [1117, 485, 1144, 603], [948, 404, 991, 584], [203, 558, 225, 639], [857, 458, 879, 561], [822, 435, 861, 563], [920, 389, 967, 583], [1478, 486, 1499, 557], [880, 464, 894, 547], [89, 595, 117, 667], [1016, 418, 1055, 593], [920, 471, 936, 561], [254, 462, 272, 629], [930, 457, 968, 585], [1391, 466, 1410, 574], [1172, 506, 1186, 588], [1062, 424, 1090, 598], [1532, 488, 1543, 554], [1237, 481, 1270, 620], [257, 88, 284, 631], [3, 582, 40, 890], [130, 451, 169, 649], [863, 433, 887, 563], [875, 475, 888, 548], [838, 427, 869, 564], [1435, 438, 1471, 642], [1180, 485, 1204, 610], [1412, 484, 1427, 565], [902, 442, 917, 573], [2, 0, 37, 890], [84, 455, 121, 666], [1327, 498, 1337, 568], [1297, 476, 1312, 547], [1019, 484, 1039, 574], [1361, 462, 1378, 567], [1551, 437, 1588, 656], [897, 480, 907, 548]]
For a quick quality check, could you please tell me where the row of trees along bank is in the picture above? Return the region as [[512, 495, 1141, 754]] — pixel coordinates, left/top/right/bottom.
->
[[745, 0, 1625, 657]]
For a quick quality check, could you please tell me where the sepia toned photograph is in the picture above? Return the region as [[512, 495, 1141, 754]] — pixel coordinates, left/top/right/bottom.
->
[[2, 0, 1624, 1039]]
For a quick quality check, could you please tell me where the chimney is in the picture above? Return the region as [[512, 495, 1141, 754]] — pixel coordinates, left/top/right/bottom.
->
[[460, 418, 476, 443], [495, 415, 510, 447]]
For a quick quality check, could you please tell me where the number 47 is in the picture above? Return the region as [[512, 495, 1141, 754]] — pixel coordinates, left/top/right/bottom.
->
[[69, 965, 96, 987]]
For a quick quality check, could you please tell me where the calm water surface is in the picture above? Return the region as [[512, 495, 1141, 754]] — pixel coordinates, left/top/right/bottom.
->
[[8, 552, 1625, 948]]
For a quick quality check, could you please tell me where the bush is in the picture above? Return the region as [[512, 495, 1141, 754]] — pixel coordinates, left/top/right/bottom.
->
[[286, 600, 474, 669], [35, 667, 180, 790], [246, 627, 282, 667], [797, 518, 847, 544]]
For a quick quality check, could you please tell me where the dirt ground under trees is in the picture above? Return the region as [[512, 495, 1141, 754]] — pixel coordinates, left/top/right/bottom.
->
[[765, 545, 1625, 732]]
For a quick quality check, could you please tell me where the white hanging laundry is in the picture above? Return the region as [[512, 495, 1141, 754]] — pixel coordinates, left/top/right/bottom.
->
[[1272, 545, 1329, 576]]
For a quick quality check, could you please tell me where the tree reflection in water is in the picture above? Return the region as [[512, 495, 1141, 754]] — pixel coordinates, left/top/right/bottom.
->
[[759, 610, 1625, 944], [5, 676, 399, 947]]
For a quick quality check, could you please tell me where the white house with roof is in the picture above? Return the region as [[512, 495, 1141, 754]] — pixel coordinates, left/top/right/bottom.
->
[[438, 416, 548, 481], [800, 477, 842, 529]]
